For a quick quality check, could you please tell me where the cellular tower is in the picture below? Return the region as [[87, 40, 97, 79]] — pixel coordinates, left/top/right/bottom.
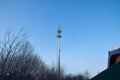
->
[[57, 26, 62, 80]]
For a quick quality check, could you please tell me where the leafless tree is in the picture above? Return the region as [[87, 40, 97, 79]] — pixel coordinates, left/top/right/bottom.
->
[[0, 30, 46, 80]]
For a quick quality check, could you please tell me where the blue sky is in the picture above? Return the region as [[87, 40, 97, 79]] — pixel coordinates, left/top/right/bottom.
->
[[0, 0, 120, 77]]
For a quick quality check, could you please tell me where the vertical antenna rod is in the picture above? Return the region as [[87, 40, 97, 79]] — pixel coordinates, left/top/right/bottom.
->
[[57, 26, 62, 80]]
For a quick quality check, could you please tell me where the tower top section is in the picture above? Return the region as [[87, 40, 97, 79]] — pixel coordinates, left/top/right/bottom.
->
[[57, 26, 62, 38], [57, 26, 62, 33]]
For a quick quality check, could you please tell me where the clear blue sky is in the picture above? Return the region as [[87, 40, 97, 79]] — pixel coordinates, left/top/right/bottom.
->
[[0, 0, 120, 77]]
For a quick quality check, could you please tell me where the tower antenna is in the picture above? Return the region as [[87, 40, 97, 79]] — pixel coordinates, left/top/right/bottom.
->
[[57, 25, 62, 80]]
